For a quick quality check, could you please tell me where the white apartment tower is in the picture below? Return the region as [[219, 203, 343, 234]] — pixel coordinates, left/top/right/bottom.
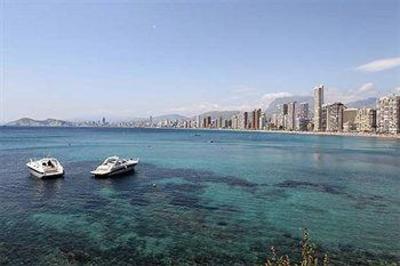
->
[[287, 102, 296, 130], [326, 103, 345, 132], [377, 95, 400, 134], [313, 85, 324, 131]]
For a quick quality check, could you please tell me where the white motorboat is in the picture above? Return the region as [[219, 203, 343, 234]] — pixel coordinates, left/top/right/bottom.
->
[[90, 156, 139, 177], [26, 158, 64, 178]]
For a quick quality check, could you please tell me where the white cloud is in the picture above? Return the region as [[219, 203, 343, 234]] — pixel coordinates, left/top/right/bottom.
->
[[357, 82, 375, 93], [168, 91, 293, 116], [392, 87, 400, 95], [167, 102, 224, 116], [325, 83, 378, 103], [260, 92, 292, 106], [356, 57, 400, 72]]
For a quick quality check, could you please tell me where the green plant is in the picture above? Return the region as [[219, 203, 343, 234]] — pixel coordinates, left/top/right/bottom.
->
[[265, 229, 329, 266]]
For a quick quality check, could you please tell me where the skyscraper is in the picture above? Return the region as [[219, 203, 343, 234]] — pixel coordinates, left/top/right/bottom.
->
[[281, 104, 288, 116], [196, 116, 201, 128], [313, 85, 324, 131], [326, 103, 345, 132], [296, 102, 309, 131], [297, 102, 309, 120], [244, 112, 248, 129], [287, 102, 296, 130], [343, 108, 358, 132], [251, 110, 256, 129], [252, 108, 262, 129], [259, 112, 266, 130], [377, 95, 400, 134], [207, 116, 212, 128], [280, 104, 288, 130], [356, 108, 377, 133]]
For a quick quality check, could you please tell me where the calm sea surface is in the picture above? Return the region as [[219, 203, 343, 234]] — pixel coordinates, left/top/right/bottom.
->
[[0, 127, 399, 265]]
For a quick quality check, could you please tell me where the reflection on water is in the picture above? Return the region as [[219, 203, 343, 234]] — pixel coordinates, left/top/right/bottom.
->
[[32, 176, 64, 198]]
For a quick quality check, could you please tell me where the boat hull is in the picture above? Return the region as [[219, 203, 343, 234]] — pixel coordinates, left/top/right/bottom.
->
[[28, 167, 64, 178], [91, 162, 137, 178]]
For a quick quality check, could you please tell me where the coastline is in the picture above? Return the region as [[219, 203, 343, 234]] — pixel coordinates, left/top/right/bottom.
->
[[179, 127, 400, 140], [3, 125, 400, 140], [255, 129, 400, 139]]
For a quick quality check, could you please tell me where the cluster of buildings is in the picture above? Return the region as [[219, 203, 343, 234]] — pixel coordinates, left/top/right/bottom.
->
[[198, 109, 266, 130], [270, 102, 311, 131], [81, 86, 399, 135], [174, 85, 400, 135], [312, 85, 400, 134]]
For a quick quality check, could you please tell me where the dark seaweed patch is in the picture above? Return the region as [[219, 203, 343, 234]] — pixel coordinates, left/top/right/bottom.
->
[[139, 163, 259, 192], [276, 180, 390, 211], [83, 198, 110, 210], [130, 196, 151, 206], [170, 193, 201, 208], [163, 183, 204, 193], [276, 180, 342, 195]]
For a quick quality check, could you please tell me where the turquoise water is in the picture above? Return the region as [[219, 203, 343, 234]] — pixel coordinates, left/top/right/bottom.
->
[[0, 127, 399, 265]]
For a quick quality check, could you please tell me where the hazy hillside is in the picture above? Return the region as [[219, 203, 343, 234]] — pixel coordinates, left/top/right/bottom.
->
[[6, 118, 74, 127], [265, 96, 314, 116], [195, 111, 240, 120], [345, 97, 377, 109], [151, 114, 189, 122]]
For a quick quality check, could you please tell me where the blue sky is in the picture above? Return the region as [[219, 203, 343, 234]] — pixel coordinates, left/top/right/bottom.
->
[[2, 0, 400, 121]]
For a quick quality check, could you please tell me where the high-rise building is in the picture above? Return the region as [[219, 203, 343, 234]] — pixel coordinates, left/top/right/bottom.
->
[[279, 104, 289, 130], [356, 108, 377, 133], [251, 108, 262, 129], [326, 103, 345, 132], [196, 116, 201, 128], [313, 85, 324, 131], [343, 108, 358, 132], [251, 110, 256, 129], [259, 112, 266, 130], [243, 112, 249, 129], [246, 111, 253, 129], [377, 95, 400, 134], [321, 104, 327, 131], [297, 102, 309, 119], [281, 104, 288, 116], [296, 102, 309, 131], [231, 115, 239, 129], [287, 102, 296, 130], [217, 116, 223, 128], [271, 113, 279, 129]]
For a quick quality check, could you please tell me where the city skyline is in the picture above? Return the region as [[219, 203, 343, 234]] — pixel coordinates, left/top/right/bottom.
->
[[1, 0, 400, 122], [6, 84, 400, 136]]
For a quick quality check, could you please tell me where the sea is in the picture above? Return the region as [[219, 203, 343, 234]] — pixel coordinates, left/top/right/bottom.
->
[[0, 127, 399, 265]]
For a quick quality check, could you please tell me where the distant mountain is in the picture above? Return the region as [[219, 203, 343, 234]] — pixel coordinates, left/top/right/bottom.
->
[[265, 96, 314, 116], [195, 111, 240, 120], [151, 114, 189, 122], [345, 97, 377, 109], [6, 118, 74, 127]]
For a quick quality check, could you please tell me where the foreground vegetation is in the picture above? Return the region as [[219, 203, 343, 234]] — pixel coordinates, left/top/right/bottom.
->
[[265, 229, 328, 266], [265, 229, 398, 266]]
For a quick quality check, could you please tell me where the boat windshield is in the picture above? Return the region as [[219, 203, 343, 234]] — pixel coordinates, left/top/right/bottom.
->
[[42, 159, 57, 168], [103, 158, 117, 165]]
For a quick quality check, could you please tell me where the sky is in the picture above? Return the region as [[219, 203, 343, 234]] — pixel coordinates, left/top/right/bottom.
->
[[1, 0, 400, 122]]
